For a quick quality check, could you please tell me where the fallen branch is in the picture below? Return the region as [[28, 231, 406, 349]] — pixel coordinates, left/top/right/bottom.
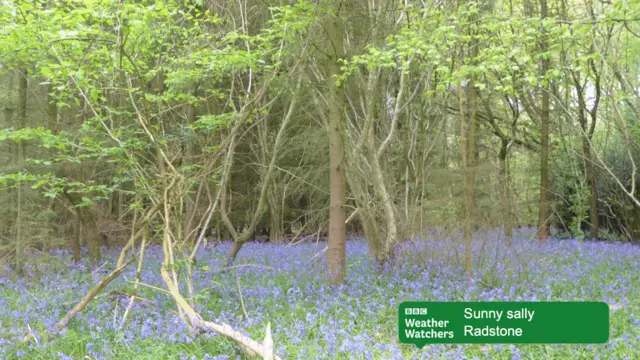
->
[[193, 317, 279, 360], [263, 322, 274, 360], [235, 269, 249, 320], [52, 259, 134, 332], [161, 263, 280, 359]]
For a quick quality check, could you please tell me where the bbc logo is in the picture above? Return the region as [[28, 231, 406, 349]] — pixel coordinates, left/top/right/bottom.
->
[[405, 307, 427, 315]]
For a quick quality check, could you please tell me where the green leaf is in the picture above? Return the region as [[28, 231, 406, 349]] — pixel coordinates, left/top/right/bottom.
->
[[91, 88, 99, 102]]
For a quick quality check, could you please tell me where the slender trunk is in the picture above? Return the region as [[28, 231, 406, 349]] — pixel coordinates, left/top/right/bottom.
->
[[226, 241, 243, 267], [463, 115, 477, 279], [442, 96, 448, 168], [43, 82, 60, 252], [573, 69, 599, 240], [586, 0, 601, 240], [268, 192, 283, 243], [326, 3, 347, 284], [498, 140, 514, 243], [2, 103, 14, 258], [256, 99, 284, 244], [117, 71, 128, 221], [221, 80, 297, 266], [370, 72, 407, 264], [537, 0, 551, 244], [182, 52, 197, 240], [64, 189, 101, 265], [183, 94, 197, 243], [73, 214, 82, 263], [359, 70, 399, 264], [15, 68, 27, 273], [583, 137, 598, 239], [460, 17, 479, 281], [370, 152, 397, 264], [216, 213, 222, 240], [16, 175, 23, 272], [538, 90, 550, 244], [77, 97, 99, 261]]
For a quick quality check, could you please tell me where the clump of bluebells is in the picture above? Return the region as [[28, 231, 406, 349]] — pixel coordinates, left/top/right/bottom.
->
[[1, 229, 639, 359]]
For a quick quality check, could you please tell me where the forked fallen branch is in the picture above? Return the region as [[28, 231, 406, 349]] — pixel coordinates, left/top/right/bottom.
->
[[160, 264, 281, 359], [48, 257, 280, 359]]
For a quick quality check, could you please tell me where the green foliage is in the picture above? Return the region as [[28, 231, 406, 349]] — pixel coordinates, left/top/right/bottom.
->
[[191, 113, 236, 132], [0, 0, 311, 218], [569, 182, 590, 240]]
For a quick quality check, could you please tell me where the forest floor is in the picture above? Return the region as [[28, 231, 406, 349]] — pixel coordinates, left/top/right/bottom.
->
[[1, 229, 639, 359]]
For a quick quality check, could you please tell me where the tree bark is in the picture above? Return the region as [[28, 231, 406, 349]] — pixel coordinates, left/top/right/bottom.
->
[[63, 188, 101, 265], [225, 241, 243, 268], [537, 0, 551, 244], [183, 91, 197, 244], [325, 2, 347, 284], [583, 137, 599, 239], [268, 191, 283, 243], [459, 11, 479, 280], [15, 68, 27, 273], [498, 140, 514, 243], [577, 62, 601, 240], [73, 214, 82, 263]]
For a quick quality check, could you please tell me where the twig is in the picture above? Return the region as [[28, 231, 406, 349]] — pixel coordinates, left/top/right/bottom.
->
[[91, 261, 108, 274], [235, 269, 249, 321], [478, 280, 494, 289], [125, 280, 172, 295], [311, 246, 328, 263]]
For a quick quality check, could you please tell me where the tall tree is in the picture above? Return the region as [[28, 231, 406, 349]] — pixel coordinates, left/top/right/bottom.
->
[[537, 0, 552, 244], [458, 1, 480, 280], [572, 66, 601, 239], [325, 1, 347, 284], [15, 68, 27, 273]]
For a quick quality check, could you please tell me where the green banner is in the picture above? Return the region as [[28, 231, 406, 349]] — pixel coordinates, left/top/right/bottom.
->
[[398, 302, 609, 346]]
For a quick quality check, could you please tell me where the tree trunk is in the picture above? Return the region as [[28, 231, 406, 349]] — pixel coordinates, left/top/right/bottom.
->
[[537, 0, 551, 244], [583, 136, 599, 239], [72, 215, 82, 263], [268, 191, 283, 243], [370, 156, 397, 264], [15, 68, 27, 273], [460, 17, 479, 281], [2, 106, 14, 260], [64, 189, 101, 265], [183, 93, 197, 244], [220, 80, 298, 266], [498, 140, 514, 244], [325, 3, 347, 285], [226, 241, 243, 268]]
